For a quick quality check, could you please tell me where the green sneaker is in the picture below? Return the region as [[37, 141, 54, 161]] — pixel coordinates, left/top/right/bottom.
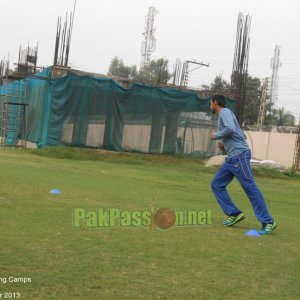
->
[[258, 222, 277, 235], [223, 213, 246, 227]]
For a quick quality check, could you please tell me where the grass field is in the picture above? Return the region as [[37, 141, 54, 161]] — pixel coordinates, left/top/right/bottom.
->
[[0, 148, 299, 299]]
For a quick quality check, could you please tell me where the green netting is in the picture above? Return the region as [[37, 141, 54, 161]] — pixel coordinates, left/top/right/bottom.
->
[[0, 68, 51, 147], [1, 68, 235, 157], [26, 68, 52, 147], [0, 81, 27, 145]]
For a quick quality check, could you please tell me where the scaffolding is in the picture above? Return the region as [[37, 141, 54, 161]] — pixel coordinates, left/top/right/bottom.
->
[[231, 12, 251, 125], [257, 78, 269, 131], [16, 44, 38, 77], [293, 120, 300, 171], [0, 79, 28, 148]]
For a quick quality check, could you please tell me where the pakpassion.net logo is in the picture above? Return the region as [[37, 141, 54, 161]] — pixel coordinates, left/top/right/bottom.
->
[[72, 207, 212, 230]]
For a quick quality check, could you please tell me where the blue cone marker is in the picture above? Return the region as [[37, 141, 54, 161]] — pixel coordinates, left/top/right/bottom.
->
[[50, 189, 61, 195], [245, 229, 261, 237]]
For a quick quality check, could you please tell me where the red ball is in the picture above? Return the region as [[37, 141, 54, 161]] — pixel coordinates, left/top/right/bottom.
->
[[154, 208, 176, 230]]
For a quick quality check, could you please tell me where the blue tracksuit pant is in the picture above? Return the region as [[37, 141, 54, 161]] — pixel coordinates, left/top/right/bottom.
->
[[211, 150, 273, 224]]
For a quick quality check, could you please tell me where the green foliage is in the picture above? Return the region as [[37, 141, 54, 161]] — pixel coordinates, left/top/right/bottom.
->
[[243, 76, 262, 125], [30, 147, 300, 180], [203, 75, 231, 94], [108, 56, 136, 79], [204, 74, 295, 127], [203, 75, 262, 125], [137, 58, 171, 84], [30, 146, 205, 168], [265, 107, 295, 126], [283, 166, 299, 178], [209, 75, 230, 94], [108, 56, 171, 83], [252, 166, 299, 179]]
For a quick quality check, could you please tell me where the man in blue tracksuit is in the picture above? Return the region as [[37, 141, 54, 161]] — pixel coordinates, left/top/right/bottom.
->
[[210, 94, 276, 235]]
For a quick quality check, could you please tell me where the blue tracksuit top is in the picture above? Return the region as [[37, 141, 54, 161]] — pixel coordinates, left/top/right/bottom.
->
[[213, 108, 249, 157]]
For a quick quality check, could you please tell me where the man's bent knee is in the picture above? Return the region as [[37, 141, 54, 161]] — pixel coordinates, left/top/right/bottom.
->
[[211, 179, 219, 191]]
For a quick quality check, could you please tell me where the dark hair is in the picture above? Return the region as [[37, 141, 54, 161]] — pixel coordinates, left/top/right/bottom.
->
[[211, 94, 226, 108]]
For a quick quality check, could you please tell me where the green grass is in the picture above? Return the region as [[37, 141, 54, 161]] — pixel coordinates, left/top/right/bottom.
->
[[0, 148, 300, 299]]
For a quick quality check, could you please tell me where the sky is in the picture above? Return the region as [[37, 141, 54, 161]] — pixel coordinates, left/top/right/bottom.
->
[[1, 0, 300, 121]]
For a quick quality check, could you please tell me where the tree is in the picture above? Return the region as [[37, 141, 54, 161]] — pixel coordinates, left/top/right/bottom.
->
[[265, 107, 295, 126], [202, 75, 262, 126], [243, 76, 262, 125], [137, 58, 171, 84], [108, 56, 137, 79], [108, 57, 171, 83], [200, 74, 296, 128], [130, 65, 138, 79], [207, 75, 231, 94], [201, 75, 230, 94]]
